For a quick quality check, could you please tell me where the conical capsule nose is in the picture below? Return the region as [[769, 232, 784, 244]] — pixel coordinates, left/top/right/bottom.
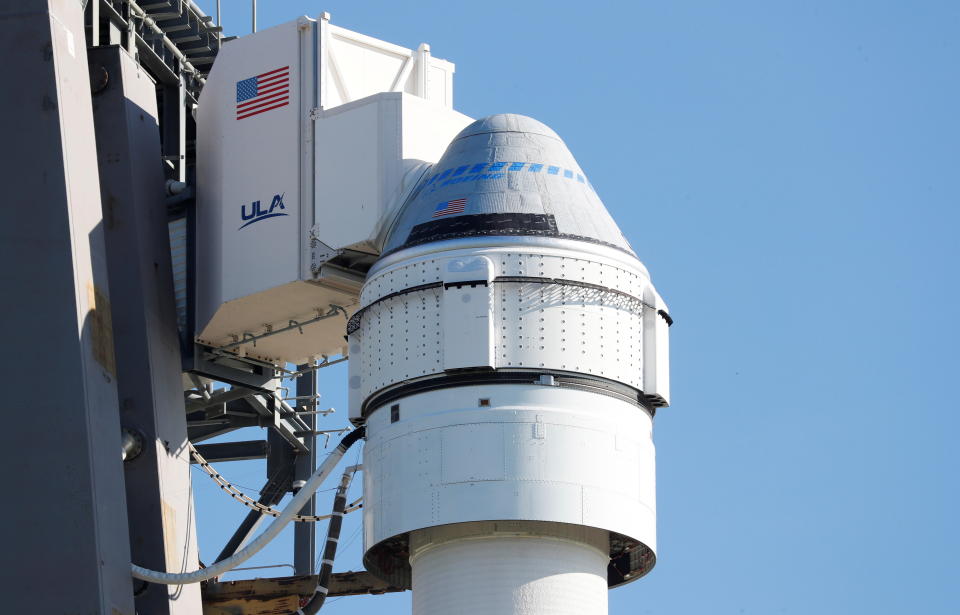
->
[[381, 113, 635, 257]]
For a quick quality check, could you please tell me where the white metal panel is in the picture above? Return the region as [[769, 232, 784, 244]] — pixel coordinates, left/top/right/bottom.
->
[[313, 96, 391, 251], [312, 93, 472, 254], [353, 243, 652, 397], [399, 97, 473, 177], [376, 433, 438, 541], [441, 423, 504, 483], [440, 256, 494, 370], [362, 385, 657, 556], [359, 256, 443, 305], [502, 421, 621, 495], [436, 479, 584, 525], [327, 28, 407, 105], [357, 286, 442, 400], [440, 255, 494, 284], [198, 19, 304, 306], [361, 426, 383, 549], [643, 287, 671, 406], [325, 26, 456, 108], [197, 18, 309, 359], [493, 278, 644, 388], [426, 63, 453, 108]]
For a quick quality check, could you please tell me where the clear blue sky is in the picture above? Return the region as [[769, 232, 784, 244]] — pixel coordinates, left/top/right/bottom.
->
[[190, 2, 959, 613]]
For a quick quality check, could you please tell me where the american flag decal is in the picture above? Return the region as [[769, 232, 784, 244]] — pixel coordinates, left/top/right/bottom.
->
[[433, 198, 467, 218], [236, 66, 290, 120]]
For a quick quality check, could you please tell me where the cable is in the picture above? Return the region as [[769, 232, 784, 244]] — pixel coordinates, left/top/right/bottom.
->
[[131, 427, 365, 585], [191, 444, 363, 522], [296, 465, 359, 615]]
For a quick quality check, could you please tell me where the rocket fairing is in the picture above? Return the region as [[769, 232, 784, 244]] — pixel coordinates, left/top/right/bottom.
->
[[349, 114, 671, 614]]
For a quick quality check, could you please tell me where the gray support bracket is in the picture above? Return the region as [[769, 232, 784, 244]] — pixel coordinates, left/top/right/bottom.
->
[[294, 364, 319, 575]]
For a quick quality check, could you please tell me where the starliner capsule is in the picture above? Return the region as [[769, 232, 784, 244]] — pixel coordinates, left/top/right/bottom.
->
[[348, 114, 672, 615]]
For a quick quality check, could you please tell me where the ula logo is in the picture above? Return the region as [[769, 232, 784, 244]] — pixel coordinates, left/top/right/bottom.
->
[[239, 193, 287, 230]]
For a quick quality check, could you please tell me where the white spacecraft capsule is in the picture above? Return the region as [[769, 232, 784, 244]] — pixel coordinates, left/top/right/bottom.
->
[[348, 114, 671, 615]]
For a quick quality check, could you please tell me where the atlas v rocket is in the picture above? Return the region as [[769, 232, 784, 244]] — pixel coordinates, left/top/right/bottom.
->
[[183, 14, 670, 615], [350, 114, 671, 615]]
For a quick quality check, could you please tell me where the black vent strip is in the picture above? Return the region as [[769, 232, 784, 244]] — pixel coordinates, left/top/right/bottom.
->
[[377, 213, 559, 259], [443, 279, 488, 289], [347, 275, 673, 334], [405, 213, 560, 247], [380, 212, 637, 260], [361, 369, 656, 418]]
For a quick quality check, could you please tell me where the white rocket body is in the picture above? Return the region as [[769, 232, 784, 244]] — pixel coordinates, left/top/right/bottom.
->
[[349, 115, 671, 614]]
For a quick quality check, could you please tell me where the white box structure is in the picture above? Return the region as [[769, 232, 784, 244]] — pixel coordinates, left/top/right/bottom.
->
[[196, 15, 470, 364]]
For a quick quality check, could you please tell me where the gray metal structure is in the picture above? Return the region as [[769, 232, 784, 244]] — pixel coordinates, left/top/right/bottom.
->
[[1, 1, 364, 612], [0, 1, 136, 612], [90, 44, 202, 613]]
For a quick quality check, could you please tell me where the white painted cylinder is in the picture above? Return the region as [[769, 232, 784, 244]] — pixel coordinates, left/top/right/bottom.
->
[[411, 525, 609, 615], [351, 113, 670, 590]]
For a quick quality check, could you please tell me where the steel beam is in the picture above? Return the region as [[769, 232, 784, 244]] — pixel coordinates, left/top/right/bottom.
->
[[193, 440, 269, 463], [0, 2, 135, 612], [188, 345, 278, 391], [201, 571, 405, 608], [185, 386, 256, 412], [294, 365, 318, 575], [161, 72, 187, 182], [89, 45, 202, 614], [243, 394, 309, 453]]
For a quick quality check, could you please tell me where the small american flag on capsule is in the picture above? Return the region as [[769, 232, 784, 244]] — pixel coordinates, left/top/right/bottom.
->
[[432, 198, 467, 218]]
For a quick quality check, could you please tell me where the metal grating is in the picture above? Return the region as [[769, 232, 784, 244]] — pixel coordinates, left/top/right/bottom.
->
[[92, 0, 222, 98]]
